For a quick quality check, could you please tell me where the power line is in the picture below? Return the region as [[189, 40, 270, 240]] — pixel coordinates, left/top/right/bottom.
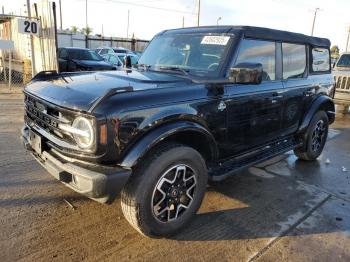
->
[[72, 0, 195, 15]]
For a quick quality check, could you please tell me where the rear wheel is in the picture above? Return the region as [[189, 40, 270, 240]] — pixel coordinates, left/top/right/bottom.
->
[[121, 143, 207, 237], [294, 111, 329, 161]]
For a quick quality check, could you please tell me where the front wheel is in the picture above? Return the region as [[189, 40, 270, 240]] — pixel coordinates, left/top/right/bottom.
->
[[294, 111, 329, 161], [121, 143, 207, 237]]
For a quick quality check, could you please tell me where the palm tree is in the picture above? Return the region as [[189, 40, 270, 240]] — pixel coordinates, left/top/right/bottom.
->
[[81, 26, 93, 36], [71, 26, 79, 34]]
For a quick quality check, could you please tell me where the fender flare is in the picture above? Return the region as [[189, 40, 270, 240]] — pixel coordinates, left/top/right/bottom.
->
[[119, 121, 219, 168], [298, 95, 335, 134]]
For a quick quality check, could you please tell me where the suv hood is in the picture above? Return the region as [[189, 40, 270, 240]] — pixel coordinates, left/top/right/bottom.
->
[[25, 70, 188, 112], [73, 59, 113, 69]]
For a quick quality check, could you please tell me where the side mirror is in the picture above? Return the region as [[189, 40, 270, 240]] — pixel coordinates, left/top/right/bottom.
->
[[229, 63, 263, 84], [125, 55, 132, 68]]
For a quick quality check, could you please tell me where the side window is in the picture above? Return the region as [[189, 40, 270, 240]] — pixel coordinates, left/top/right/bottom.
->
[[103, 54, 110, 61], [282, 43, 306, 79], [312, 48, 330, 72], [130, 56, 138, 65], [100, 49, 108, 55], [59, 49, 68, 59], [109, 55, 119, 64], [235, 39, 276, 81]]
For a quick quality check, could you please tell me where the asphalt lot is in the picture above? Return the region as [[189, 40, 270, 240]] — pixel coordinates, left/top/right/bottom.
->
[[1, 92, 350, 262]]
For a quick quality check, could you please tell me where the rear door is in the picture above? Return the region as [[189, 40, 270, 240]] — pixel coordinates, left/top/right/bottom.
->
[[280, 43, 310, 136], [223, 39, 284, 156]]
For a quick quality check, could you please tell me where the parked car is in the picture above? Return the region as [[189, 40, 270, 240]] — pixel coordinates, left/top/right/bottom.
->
[[133, 51, 143, 57], [58, 47, 115, 72], [116, 53, 139, 67], [102, 53, 124, 69], [333, 52, 350, 111], [23, 26, 334, 237], [331, 57, 338, 67], [95, 46, 132, 56]]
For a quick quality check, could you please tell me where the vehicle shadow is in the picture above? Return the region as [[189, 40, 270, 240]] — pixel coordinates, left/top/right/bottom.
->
[[171, 160, 333, 241]]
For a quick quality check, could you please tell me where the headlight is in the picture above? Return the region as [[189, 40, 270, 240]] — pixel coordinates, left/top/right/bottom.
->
[[71, 117, 94, 149], [72, 117, 94, 149], [58, 117, 95, 149]]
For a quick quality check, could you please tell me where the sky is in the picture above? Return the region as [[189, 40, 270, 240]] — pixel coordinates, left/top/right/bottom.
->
[[2, 0, 350, 51]]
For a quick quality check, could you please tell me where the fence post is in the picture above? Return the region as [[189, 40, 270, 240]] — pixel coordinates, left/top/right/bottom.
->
[[8, 51, 12, 88], [131, 37, 136, 51]]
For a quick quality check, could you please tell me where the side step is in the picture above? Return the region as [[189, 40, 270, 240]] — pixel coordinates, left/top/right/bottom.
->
[[209, 136, 301, 181]]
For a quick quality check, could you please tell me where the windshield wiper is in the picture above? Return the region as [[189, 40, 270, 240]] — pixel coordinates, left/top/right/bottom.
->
[[135, 64, 152, 71], [156, 66, 190, 75]]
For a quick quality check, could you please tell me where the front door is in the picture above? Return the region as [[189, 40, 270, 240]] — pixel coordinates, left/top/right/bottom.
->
[[223, 39, 284, 157], [224, 82, 284, 156]]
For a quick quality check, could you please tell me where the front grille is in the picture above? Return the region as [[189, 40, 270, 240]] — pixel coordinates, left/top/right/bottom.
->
[[335, 75, 350, 93], [24, 94, 75, 143]]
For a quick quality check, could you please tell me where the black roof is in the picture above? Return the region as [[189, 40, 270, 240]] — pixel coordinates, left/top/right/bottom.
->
[[161, 26, 330, 47], [59, 47, 90, 51]]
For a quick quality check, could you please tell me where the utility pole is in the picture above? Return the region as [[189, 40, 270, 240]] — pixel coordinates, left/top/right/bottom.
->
[[182, 16, 185, 28], [85, 0, 88, 48], [126, 10, 130, 38], [26, 0, 36, 76], [311, 8, 320, 36], [59, 0, 62, 30], [346, 26, 350, 52], [196, 0, 201, 27]]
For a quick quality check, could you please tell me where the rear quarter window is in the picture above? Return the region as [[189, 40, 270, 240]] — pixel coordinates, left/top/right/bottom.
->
[[312, 48, 330, 72]]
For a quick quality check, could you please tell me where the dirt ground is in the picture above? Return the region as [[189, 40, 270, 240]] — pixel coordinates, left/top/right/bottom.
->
[[1, 93, 350, 262]]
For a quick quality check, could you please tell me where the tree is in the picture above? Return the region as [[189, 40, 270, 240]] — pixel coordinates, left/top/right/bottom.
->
[[330, 45, 340, 58], [71, 26, 79, 34], [81, 26, 93, 36]]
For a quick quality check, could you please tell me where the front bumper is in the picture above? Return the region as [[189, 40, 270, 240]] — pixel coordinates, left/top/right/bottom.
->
[[22, 125, 131, 203]]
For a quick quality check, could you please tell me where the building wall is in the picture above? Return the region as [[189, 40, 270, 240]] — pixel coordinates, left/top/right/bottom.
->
[[57, 30, 149, 51]]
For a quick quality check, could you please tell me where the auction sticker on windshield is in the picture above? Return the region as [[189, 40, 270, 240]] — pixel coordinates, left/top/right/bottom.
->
[[201, 36, 230, 45]]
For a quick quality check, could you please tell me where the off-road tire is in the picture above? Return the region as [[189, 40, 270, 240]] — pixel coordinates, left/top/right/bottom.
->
[[121, 143, 207, 237], [294, 111, 329, 161]]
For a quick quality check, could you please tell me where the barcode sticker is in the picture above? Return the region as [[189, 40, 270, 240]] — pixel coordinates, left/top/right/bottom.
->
[[201, 36, 230, 45]]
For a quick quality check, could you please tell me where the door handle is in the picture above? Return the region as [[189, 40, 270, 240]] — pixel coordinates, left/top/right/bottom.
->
[[271, 92, 283, 99], [270, 93, 283, 104]]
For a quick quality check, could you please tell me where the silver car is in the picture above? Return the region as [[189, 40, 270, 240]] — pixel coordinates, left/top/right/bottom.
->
[[333, 52, 350, 111]]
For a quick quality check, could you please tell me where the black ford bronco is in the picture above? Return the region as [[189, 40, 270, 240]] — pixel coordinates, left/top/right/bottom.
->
[[22, 26, 335, 237]]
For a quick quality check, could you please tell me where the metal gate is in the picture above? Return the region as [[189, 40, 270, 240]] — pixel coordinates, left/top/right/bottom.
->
[[0, 16, 31, 88], [0, 0, 58, 89]]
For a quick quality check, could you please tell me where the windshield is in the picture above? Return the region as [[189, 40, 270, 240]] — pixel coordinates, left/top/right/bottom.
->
[[137, 33, 233, 77], [69, 50, 103, 61], [337, 54, 350, 67]]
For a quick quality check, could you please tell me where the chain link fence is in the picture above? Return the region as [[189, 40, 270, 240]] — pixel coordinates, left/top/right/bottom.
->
[[0, 52, 31, 88]]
